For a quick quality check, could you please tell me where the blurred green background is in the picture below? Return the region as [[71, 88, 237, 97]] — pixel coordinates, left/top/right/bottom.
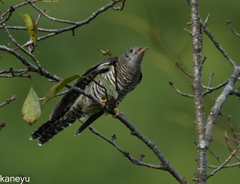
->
[[1, 0, 240, 183]]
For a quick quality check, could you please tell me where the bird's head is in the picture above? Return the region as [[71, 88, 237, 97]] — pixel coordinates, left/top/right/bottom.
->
[[121, 46, 148, 67]]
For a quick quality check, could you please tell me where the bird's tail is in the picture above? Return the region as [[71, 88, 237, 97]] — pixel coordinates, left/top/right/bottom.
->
[[30, 117, 76, 146]]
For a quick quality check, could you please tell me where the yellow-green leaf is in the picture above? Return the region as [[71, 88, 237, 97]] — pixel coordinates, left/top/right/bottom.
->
[[97, 48, 114, 57], [20, 13, 38, 45], [42, 75, 80, 107], [0, 0, 4, 4], [22, 85, 41, 125], [97, 76, 118, 99]]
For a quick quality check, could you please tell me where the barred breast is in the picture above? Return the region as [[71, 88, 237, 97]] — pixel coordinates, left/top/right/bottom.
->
[[65, 59, 141, 120]]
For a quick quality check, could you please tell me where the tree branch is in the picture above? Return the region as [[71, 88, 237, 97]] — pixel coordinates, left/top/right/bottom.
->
[[20, 0, 126, 47], [169, 81, 194, 98], [207, 144, 240, 179], [207, 162, 240, 169], [0, 95, 17, 107], [202, 20, 237, 68], [226, 20, 240, 37], [207, 147, 223, 163], [86, 122, 164, 170], [205, 67, 240, 142], [0, 122, 6, 131], [189, 1, 207, 183]]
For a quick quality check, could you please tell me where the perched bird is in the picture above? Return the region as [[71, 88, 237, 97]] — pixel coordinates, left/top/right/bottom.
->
[[30, 46, 148, 146]]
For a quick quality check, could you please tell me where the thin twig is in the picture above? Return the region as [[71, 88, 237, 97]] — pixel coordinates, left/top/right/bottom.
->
[[202, 80, 229, 96], [201, 19, 237, 68], [112, 0, 126, 10], [175, 62, 227, 92], [228, 116, 237, 140], [21, 0, 126, 48], [208, 72, 214, 87], [202, 13, 211, 28], [224, 132, 234, 154], [207, 162, 240, 169], [205, 67, 240, 142], [226, 20, 240, 37], [0, 122, 6, 131], [0, 26, 58, 32], [0, 0, 38, 18], [0, 95, 16, 107], [28, 1, 78, 25], [169, 81, 194, 98], [208, 148, 223, 163], [175, 62, 193, 78], [207, 144, 240, 178], [1, 23, 43, 74], [85, 122, 163, 169], [0, 68, 31, 78], [183, 28, 192, 36]]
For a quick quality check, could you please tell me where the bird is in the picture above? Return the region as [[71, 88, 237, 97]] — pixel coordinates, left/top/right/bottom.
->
[[29, 46, 148, 146]]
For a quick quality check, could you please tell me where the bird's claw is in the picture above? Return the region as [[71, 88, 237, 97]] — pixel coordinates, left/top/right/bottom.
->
[[113, 108, 119, 118], [100, 99, 107, 107]]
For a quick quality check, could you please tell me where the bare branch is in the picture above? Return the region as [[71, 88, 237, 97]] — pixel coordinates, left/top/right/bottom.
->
[[183, 28, 192, 35], [189, 1, 207, 183], [201, 20, 237, 68], [28, 2, 78, 25], [175, 62, 227, 92], [207, 144, 240, 179], [226, 20, 240, 37], [175, 62, 193, 78], [207, 72, 214, 87], [227, 116, 240, 145], [112, 111, 188, 184], [202, 80, 228, 96], [0, 0, 38, 19], [86, 123, 163, 170], [0, 26, 58, 33], [112, 0, 126, 10], [208, 148, 223, 163], [202, 13, 211, 28], [1, 23, 43, 73], [21, 0, 127, 47], [224, 132, 234, 154], [0, 122, 6, 131], [0, 95, 17, 107], [207, 162, 240, 169], [205, 67, 240, 142], [169, 81, 194, 98], [0, 68, 31, 78]]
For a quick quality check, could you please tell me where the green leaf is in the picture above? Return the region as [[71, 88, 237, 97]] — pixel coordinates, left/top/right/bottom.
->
[[22, 85, 41, 126], [0, 0, 4, 4], [19, 13, 38, 45], [97, 48, 114, 57], [42, 75, 80, 107], [97, 76, 118, 99]]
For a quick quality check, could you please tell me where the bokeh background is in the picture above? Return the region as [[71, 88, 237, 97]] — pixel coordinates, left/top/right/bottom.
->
[[1, 0, 240, 183]]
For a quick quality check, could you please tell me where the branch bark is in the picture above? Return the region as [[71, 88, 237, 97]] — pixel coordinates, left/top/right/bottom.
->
[[189, 1, 207, 183]]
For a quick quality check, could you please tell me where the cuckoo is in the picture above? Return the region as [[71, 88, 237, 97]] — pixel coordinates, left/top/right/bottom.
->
[[30, 46, 148, 145]]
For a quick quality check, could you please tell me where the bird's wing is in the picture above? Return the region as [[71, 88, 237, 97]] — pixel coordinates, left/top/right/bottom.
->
[[50, 57, 118, 120], [75, 110, 105, 136]]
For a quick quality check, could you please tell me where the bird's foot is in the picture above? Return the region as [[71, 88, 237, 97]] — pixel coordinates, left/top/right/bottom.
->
[[100, 99, 107, 107], [113, 108, 119, 118]]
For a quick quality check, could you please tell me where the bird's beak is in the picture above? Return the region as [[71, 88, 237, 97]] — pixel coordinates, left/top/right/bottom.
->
[[137, 47, 149, 53]]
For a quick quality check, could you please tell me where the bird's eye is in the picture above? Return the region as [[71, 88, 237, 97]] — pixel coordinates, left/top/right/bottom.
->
[[129, 48, 134, 53]]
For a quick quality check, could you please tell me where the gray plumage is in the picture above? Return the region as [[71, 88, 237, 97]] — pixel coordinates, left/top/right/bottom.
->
[[30, 46, 148, 145]]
